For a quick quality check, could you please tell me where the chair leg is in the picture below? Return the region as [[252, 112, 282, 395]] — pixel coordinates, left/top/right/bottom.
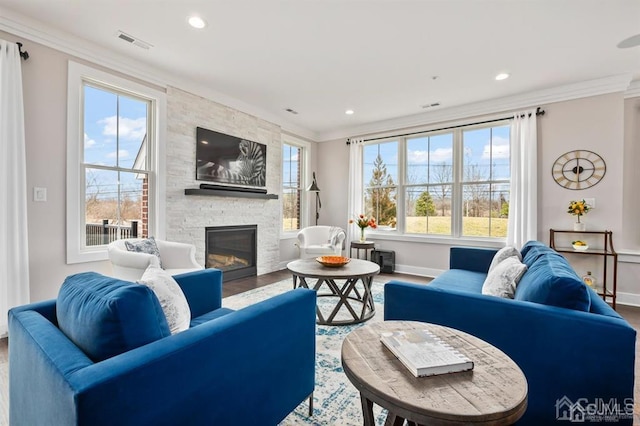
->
[[308, 392, 314, 416]]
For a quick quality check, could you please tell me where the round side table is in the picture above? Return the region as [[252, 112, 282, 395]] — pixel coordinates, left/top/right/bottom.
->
[[350, 241, 375, 260]]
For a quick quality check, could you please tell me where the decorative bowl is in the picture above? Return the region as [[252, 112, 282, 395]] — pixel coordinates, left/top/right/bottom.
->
[[316, 256, 350, 268], [572, 241, 588, 251]]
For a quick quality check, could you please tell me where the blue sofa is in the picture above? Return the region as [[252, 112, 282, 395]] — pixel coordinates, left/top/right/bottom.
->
[[9, 269, 316, 426], [384, 241, 635, 425]]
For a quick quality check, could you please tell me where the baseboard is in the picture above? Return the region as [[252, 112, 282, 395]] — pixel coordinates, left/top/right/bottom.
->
[[616, 292, 640, 307], [392, 264, 443, 278]]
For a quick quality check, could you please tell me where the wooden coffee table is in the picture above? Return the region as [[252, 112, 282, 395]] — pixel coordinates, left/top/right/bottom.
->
[[287, 258, 380, 325], [341, 320, 528, 425]]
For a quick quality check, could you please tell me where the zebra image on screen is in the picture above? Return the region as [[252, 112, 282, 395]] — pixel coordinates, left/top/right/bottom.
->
[[197, 139, 266, 187]]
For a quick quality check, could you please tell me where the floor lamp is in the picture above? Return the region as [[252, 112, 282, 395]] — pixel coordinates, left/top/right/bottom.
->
[[307, 172, 321, 225]]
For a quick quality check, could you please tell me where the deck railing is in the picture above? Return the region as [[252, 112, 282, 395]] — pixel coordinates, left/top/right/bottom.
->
[[86, 220, 139, 246]]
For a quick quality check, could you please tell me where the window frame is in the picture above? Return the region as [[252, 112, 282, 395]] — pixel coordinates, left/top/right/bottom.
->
[[66, 61, 166, 264], [363, 119, 511, 243], [281, 135, 310, 238]]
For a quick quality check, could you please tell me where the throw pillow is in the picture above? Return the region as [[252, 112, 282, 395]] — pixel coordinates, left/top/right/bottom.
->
[[125, 237, 163, 268], [488, 246, 522, 273], [482, 256, 528, 299], [57, 272, 170, 362], [138, 266, 191, 334]]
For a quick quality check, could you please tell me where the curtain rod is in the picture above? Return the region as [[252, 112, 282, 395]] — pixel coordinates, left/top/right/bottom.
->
[[16, 42, 29, 60], [346, 107, 545, 144]]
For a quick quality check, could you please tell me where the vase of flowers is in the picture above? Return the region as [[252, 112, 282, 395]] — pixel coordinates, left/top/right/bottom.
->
[[349, 214, 377, 242], [567, 200, 590, 231]]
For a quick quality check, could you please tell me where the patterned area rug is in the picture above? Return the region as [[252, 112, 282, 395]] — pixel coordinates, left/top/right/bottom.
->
[[222, 278, 389, 425]]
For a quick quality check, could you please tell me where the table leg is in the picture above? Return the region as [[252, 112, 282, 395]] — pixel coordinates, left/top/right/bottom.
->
[[384, 412, 406, 426], [360, 393, 375, 426]]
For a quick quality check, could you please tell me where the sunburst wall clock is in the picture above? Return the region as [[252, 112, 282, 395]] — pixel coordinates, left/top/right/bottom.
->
[[552, 150, 606, 190]]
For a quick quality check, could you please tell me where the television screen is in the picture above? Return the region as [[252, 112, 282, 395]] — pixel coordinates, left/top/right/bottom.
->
[[196, 127, 267, 188]]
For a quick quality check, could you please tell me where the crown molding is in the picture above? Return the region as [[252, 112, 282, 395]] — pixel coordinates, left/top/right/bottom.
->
[[624, 80, 640, 99], [0, 8, 319, 141], [318, 74, 633, 142]]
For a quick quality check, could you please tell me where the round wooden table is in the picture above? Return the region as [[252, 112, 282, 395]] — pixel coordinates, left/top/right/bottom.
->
[[287, 258, 380, 325], [341, 321, 528, 425]]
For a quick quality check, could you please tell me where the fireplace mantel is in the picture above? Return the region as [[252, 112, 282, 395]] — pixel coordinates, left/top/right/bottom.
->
[[184, 188, 278, 199]]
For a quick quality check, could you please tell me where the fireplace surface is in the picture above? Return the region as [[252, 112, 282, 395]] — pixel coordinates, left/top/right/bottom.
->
[[205, 225, 257, 282]]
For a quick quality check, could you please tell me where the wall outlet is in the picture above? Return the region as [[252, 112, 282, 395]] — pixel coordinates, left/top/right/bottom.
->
[[33, 187, 47, 202]]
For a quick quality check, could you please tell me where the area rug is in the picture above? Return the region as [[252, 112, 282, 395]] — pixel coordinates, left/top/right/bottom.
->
[[222, 278, 389, 425]]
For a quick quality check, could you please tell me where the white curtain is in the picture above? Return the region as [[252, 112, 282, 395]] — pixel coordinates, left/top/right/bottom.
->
[[347, 138, 364, 246], [0, 40, 30, 336], [506, 109, 538, 249]]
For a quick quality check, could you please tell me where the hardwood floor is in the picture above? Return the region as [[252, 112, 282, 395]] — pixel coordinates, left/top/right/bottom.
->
[[1, 270, 638, 424]]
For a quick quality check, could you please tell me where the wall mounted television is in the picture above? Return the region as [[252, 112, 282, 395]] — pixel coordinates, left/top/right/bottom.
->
[[195, 127, 267, 189]]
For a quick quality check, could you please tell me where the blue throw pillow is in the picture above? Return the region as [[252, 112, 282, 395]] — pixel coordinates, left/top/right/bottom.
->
[[515, 256, 591, 311], [520, 240, 548, 259], [57, 272, 171, 362]]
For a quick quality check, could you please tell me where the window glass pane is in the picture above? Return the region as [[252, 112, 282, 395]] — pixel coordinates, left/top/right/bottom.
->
[[117, 95, 149, 170], [491, 125, 510, 180], [428, 133, 454, 183], [364, 141, 398, 184], [85, 168, 145, 246], [364, 141, 398, 229], [282, 143, 302, 231], [463, 127, 491, 183], [83, 85, 149, 170], [462, 125, 510, 238], [365, 187, 397, 228], [406, 137, 428, 185], [84, 85, 117, 168], [405, 185, 451, 235]]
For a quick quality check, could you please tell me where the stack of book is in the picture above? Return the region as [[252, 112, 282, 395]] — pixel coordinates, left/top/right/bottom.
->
[[380, 329, 474, 377]]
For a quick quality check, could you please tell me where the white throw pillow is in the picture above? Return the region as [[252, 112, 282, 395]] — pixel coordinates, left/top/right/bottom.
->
[[488, 246, 522, 273], [482, 256, 528, 299], [138, 266, 191, 334]]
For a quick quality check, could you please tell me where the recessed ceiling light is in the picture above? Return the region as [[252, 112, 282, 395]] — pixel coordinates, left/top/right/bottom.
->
[[345, 109, 355, 115], [495, 73, 510, 81], [188, 16, 207, 29]]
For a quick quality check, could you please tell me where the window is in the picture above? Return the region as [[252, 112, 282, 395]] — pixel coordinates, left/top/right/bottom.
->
[[282, 143, 302, 232], [362, 121, 510, 240], [67, 62, 166, 263]]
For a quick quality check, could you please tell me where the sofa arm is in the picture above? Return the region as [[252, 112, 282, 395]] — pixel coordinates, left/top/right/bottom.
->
[[173, 269, 222, 318], [449, 246, 498, 273], [384, 281, 636, 426], [10, 288, 316, 426]]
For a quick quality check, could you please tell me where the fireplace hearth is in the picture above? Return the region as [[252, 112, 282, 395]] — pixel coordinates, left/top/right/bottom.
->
[[205, 225, 257, 282]]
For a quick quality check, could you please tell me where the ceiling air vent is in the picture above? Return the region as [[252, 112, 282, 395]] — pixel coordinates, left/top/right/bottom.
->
[[116, 31, 153, 50]]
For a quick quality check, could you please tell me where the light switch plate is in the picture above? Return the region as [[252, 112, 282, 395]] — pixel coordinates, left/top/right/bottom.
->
[[33, 187, 47, 202], [584, 198, 596, 209]]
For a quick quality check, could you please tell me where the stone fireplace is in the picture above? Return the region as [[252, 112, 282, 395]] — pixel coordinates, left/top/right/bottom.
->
[[205, 225, 257, 282]]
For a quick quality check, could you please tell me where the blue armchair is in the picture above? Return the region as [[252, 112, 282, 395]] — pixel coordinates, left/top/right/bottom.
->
[[9, 269, 316, 425]]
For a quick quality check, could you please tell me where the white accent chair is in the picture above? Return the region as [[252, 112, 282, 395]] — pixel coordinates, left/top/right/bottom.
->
[[296, 226, 346, 259], [108, 238, 203, 281]]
